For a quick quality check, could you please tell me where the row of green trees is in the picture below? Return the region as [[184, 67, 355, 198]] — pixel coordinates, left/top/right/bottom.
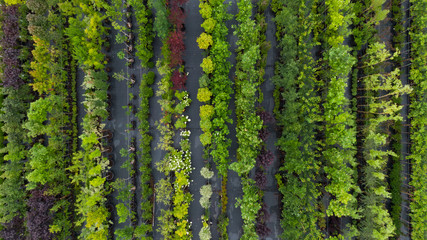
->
[[408, 0, 427, 238], [272, 0, 323, 238], [132, 0, 156, 238], [352, 1, 411, 238], [61, 0, 111, 238], [230, 0, 263, 239], [25, 0, 78, 237], [0, 4, 31, 238], [272, 0, 414, 239]]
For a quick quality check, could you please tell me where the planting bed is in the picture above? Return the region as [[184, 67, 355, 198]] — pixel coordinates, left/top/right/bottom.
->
[[0, 0, 424, 239]]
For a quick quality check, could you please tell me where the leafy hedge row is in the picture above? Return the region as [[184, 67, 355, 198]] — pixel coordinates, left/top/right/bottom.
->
[[408, 0, 427, 238], [60, 0, 111, 238], [133, 0, 156, 238], [271, 0, 323, 238], [253, 0, 272, 238], [230, 0, 263, 239], [320, 0, 358, 226], [390, 0, 404, 235]]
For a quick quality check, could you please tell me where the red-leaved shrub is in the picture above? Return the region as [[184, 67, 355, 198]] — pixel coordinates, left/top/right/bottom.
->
[[167, 30, 185, 68], [168, 3, 185, 30], [257, 147, 274, 167], [171, 70, 187, 90]]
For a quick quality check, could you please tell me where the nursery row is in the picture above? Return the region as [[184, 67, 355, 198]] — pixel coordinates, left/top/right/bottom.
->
[[0, 0, 425, 239]]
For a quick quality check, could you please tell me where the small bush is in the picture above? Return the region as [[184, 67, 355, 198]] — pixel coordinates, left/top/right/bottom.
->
[[197, 88, 212, 103], [200, 57, 214, 74], [200, 105, 214, 119], [200, 167, 214, 179], [197, 33, 213, 49], [199, 225, 211, 240], [200, 132, 212, 146]]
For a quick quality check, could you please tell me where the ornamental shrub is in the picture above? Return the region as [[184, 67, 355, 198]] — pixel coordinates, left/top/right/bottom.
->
[[200, 119, 212, 132], [199, 185, 212, 209], [256, 147, 274, 167], [155, 178, 173, 205], [200, 104, 214, 119], [201, 18, 216, 33], [26, 188, 55, 240], [168, 2, 185, 30], [199, 74, 209, 88], [197, 88, 212, 103], [171, 70, 187, 90], [255, 168, 267, 189], [200, 184, 212, 198], [200, 132, 212, 146], [199, 2, 212, 19], [199, 225, 211, 240], [0, 216, 25, 240], [200, 167, 214, 179], [197, 33, 213, 49], [167, 30, 185, 67], [200, 57, 214, 74]]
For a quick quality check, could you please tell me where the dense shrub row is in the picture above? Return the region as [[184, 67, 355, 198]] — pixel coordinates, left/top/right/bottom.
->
[[319, 0, 358, 231], [230, 0, 267, 239], [408, 0, 427, 238], [61, 0, 111, 238], [390, 0, 404, 235], [197, 1, 233, 237], [24, 0, 77, 237], [271, 0, 323, 238], [132, 0, 156, 238], [0, 5, 31, 238]]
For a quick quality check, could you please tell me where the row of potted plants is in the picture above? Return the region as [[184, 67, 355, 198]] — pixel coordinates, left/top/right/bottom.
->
[[132, 0, 156, 238], [197, 1, 233, 238], [253, 1, 272, 237], [152, 0, 192, 239], [104, 1, 141, 238], [24, 0, 79, 237], [352, 1, 412, 238], [61, 0, 112, 238], [389, 0, 405, 235]]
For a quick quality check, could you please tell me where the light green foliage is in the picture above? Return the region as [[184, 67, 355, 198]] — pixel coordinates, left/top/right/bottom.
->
[[408, 0, 427, 238], [200, 104, 214, 119], [201, 57, 214, 74], [197, 32, 213, 49], [200, 132, 212, 146], [199, 184, 212, 209], [199, 225, 212, 240], [201, 18, 216, 33], [155, 178, 173, 206], [197, 88, 213, 103], [116, 203, 129, 224], [200, 167, 214, 179]]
